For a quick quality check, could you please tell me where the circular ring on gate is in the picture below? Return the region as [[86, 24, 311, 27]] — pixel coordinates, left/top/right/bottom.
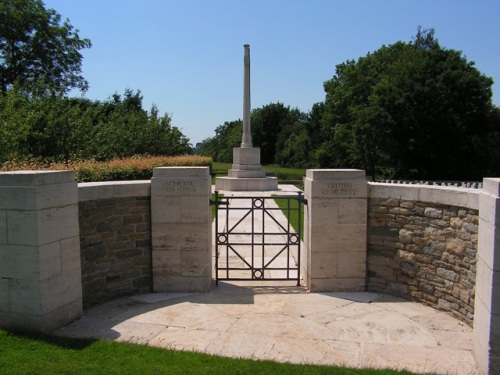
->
[[217, 234, 228, 244], [252, 269, 264, 279], [252, 198, 264, 209], [288, 234, 299, 244]]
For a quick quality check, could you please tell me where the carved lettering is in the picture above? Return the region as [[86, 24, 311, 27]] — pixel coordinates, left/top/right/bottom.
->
[[326, 182, 353, 189], [165, 181, 194, 187], [321, 188, 357, 196], [306, 179, 367, 198], [160, 180, 197, 193]]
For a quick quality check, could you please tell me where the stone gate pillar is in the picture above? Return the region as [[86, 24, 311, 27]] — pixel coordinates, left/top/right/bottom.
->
[[151, 167, 212, 292], [303, 169, 367, 291], [475, 178, 500, 374], [0, 171, 82, 332]]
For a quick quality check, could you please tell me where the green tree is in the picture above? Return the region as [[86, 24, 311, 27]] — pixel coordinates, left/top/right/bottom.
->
[[250, 102, 304, 165], [306, 102, 325, 154], [278, 103, 325, 169], [351, 106, 395, 180], [321, 27, 498, 180], [198, 120, 242, 162], [0, 0, 91, 96], [199, 103, 307, 166], [278, 128, 311, 168], [0, 87, 192, 163]]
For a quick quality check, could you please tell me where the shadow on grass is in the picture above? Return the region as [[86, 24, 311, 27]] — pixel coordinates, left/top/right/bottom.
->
[[3, 329, 97, 350]]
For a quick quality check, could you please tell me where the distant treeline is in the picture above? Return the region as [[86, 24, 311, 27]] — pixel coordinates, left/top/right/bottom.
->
[[198, 29, 500, 181], [0, 88, 192, 163]]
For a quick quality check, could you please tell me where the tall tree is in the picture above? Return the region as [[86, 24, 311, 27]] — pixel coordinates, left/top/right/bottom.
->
[[198, 120, 242, 162], [0, 87, 192, 162], [321, 27, 498, 180], [251, 102, 303, 165], [198, 103, 306, 165], [0, 0, 91, 96], [278, 103, 325, 169]]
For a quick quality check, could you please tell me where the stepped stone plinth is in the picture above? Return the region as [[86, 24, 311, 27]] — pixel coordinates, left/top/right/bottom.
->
[[215, 147, 278, 191]]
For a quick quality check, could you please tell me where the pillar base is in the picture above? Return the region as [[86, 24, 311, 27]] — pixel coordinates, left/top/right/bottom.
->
[[215, 147, 278, 191]]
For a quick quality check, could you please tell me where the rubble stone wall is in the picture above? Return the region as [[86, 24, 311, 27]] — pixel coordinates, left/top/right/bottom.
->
[[367, 183, 480, 325], [78, 181, 152, 308]]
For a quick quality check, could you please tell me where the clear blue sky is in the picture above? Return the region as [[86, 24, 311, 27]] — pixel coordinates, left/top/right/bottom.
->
[[44, 0, 500, 145]]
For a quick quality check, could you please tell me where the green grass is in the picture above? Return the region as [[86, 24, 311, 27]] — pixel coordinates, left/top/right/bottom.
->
[[0, 329, 423, 374], [212, 162, 232, 172], [211, 192, 224, 221], [273, 195, 305, 239], [263, 164, 305, 181]]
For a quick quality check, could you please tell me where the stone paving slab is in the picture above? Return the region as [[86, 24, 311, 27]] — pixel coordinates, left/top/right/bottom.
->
[[55, 284, 480, 375]]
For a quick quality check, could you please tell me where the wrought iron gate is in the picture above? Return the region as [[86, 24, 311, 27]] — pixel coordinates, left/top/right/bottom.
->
[[213, 191, 305, 285]]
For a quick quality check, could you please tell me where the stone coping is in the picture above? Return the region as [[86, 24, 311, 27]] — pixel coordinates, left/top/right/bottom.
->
[[306, 169, 365, 180], [368, 182, 479, 210], [78, 180, 151, 202], [0, 170, 75, 186], [483, 177, 500, 197], [77, 180, 480, 208]]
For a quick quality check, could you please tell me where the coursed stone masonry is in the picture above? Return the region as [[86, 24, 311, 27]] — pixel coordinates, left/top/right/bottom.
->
[[151, 167, 212, 292], [303, 169, 367, 291], [0, 171, 82, 332], [78, 181, 152, 308], [367, 183, 479, 325]]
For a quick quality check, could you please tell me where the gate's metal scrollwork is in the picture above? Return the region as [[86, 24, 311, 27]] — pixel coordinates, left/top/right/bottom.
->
[[213, 191, 305, 286]]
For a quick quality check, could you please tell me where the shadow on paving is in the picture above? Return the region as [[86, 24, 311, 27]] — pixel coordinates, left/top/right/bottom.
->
[[54, 283, 479, 375]]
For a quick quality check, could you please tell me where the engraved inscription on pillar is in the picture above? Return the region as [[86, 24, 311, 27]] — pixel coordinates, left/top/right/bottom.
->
[[322, 182, 357, 196], [152, 178, 208, 196], [307, 180, 367, 198], [160, 180, 196, 194]]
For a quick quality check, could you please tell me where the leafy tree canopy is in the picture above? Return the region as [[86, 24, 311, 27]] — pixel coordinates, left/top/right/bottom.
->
[[0, 87, 192, 162], [0, 0, 91, 96], [198, 102, 306, 165], [320, 27, 497, 180], [251, 102, 304, 165], [198, 120, 242, 163]]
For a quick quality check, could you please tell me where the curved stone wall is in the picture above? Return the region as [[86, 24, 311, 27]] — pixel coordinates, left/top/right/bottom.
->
[[78, 181, 152, 308], [76, 179, 482, 325], [367, 183, 480, 325]]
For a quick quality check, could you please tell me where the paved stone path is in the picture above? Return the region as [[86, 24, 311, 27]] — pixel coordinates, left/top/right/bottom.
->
[[56, 286, 478, 374]]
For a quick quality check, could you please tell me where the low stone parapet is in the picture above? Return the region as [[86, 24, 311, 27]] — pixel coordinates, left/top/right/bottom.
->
[[367, 182, 479, 325], [78, 181, 152, 308]]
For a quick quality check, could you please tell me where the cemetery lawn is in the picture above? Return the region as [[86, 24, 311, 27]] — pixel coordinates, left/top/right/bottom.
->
[[211, 192, 224, 220], [0, 329, 423, 375], [273, 194, 305, 239]]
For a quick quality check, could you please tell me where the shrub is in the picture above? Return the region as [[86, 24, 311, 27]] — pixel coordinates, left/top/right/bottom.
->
[[0, 155, 212, 182]]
